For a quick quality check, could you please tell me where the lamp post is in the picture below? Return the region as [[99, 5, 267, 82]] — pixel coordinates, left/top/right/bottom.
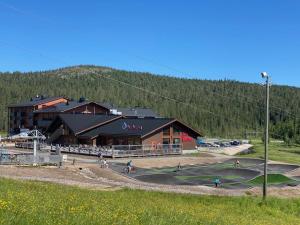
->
[[261, 72, 270, 200]]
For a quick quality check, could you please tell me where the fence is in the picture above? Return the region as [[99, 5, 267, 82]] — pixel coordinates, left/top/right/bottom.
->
[[0, 150, 62, 165], [50, 144, 182, 158], [15, 142, 46, 150]]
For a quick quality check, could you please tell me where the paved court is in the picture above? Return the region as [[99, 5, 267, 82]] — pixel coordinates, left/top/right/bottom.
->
[[111, 158, 300, 189]]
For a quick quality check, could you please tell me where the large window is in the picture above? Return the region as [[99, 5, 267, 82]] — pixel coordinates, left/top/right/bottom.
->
[[163, 138, 170, 144], [163, 127, 170, 136]]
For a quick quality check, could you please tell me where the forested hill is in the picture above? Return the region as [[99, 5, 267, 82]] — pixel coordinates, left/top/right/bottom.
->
[[0, 65, 300, 140]]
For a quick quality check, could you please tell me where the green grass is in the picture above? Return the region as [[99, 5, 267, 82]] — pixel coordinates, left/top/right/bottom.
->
[[240, 139, 300, 165], [249, 174, 295, 185], [1, 178, 300, 225]]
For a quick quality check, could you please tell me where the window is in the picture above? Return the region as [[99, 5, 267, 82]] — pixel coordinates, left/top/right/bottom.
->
[[173, 126, 181, 135], [163, 138, 170, 144], [173, 138, 181, 144], [163, 127, 170, 136], [128, 137, 134, 145]]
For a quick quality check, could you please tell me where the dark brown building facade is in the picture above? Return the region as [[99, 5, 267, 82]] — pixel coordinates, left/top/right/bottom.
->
[[8, 96, 68, 133], [47, 114, 201, 150]]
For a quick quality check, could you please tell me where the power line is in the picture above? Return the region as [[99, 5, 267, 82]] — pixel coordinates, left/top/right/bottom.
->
[[1, 0, 298, 120], [0, 1, 298, 136]]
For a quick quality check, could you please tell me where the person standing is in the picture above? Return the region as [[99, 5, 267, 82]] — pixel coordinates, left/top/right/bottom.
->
[[214, 178, 221, 188]]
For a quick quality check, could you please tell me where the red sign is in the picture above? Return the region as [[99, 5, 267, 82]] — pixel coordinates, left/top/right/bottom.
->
[[180, 132, 193, 142]]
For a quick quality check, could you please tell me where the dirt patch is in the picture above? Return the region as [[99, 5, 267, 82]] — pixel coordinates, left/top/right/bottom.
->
[[112, 155, 226, 169]]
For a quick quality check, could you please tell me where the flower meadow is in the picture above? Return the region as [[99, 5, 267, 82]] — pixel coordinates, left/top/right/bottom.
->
[[0, 178, 300, 225]]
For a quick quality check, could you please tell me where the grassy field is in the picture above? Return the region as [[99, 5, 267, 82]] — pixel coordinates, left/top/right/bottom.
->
[[1, 178, 300, 225], [240, 139, 300, 165], [249, 174, 295, 185]]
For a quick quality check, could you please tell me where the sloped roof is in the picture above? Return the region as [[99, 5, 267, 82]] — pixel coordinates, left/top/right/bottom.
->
[[58, 114, 121, 134], [34, 101, 110, 113], [8, 96, 66, 107], [78, 118, 175, 138], [115, 107, 159, 117]]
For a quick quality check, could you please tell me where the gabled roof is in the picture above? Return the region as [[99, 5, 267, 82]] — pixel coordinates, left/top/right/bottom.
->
[[33, 101, 110, 113], [55, 114, 121, 135], [8, 96, 66, 107], [78, 118, 175, 139]]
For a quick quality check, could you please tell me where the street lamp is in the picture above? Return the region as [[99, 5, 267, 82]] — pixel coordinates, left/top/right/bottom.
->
[[261, 72, 270, 200]]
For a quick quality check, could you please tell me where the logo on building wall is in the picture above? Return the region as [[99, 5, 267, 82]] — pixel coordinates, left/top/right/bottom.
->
[[122, 122, 143, 131], [180, 132, 193, 142]]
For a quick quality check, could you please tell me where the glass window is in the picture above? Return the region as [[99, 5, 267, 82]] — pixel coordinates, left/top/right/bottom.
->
[[163, 138, 170, 144], [173, 138, 181, 144], [163, 127, 170, 135], [173, 126, 181, 135]]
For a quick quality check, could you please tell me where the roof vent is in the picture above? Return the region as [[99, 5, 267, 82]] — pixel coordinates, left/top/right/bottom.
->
[[79, 97, 85, 103]]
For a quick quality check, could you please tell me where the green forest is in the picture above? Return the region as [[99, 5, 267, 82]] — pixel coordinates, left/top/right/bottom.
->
[[0, 65, 300, 142]]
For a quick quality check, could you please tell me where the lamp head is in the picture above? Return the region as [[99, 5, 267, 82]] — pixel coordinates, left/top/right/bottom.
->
[[261, 72, 268, 78]]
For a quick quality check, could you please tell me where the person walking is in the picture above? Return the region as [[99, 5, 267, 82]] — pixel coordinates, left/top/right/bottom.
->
[[177, 162, 182, 171], [235, 159, 240, 168], [214, 178, 221, 188]]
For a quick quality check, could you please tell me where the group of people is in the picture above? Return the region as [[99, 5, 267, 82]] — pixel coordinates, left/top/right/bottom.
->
[[95, 151, 241, 189], [214, 159, 242, 188]]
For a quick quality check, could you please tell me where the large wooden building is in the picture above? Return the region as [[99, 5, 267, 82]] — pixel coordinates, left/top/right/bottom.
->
[[8, 96, 68, 133], [46, 114, 202, 150], [8, 96, 158, 134]]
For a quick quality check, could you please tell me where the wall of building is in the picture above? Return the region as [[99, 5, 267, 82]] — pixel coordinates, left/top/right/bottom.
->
[[46, 117, 200, 150], [142, 124, 197, 150], [65, 103, 109, 114], [9, 106, 34, 133], [34, 103, 110, 132], [8, 98, 67, 133]]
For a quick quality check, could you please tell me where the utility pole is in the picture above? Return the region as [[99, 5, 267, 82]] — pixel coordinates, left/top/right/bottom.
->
[[261, 72, 270, 200]]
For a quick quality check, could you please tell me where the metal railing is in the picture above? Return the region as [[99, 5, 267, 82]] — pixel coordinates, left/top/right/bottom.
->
[[50, 144, 182, 158], [111, 144, 182, 157], [15, 142, 46, 150]]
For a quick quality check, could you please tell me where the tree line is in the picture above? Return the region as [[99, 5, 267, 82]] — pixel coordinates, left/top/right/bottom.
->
[[0, 65, 299, 143]]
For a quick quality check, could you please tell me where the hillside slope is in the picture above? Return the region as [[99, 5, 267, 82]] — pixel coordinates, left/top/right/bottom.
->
[[0, 65, 299, 138]]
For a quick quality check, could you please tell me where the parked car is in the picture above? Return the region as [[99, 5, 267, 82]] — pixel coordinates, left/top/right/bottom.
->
[[230, 140, 240, 146], [211, 143, 220, 148]]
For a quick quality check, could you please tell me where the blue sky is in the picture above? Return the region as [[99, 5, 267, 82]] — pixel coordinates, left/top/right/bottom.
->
[[0, 0, 299, 86]]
